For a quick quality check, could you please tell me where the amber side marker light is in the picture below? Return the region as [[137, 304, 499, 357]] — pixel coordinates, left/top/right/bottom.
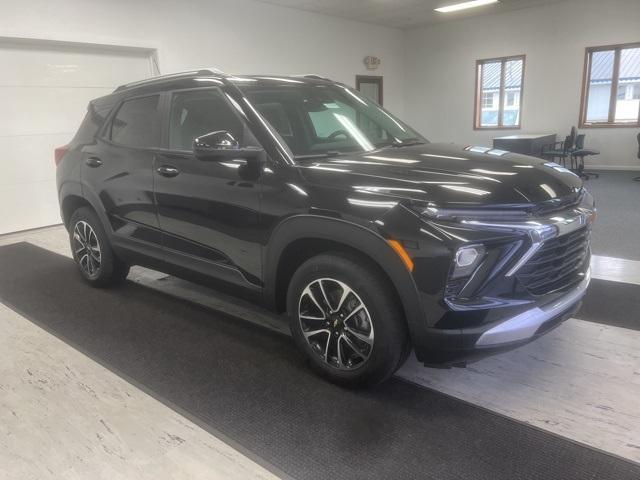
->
[[388, 240, 414, 272]]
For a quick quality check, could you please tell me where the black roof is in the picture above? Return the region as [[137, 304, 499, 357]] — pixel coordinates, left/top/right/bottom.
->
[[87, 70, 336, 109], [113, 69, 334, 94]]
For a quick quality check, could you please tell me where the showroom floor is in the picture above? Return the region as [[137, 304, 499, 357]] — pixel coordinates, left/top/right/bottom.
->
[[1, 172, 639, 479]]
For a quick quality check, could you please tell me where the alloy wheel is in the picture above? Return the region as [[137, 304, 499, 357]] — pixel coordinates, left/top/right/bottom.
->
[[73, 221, 102, 279], [298, 278, 374, 370]]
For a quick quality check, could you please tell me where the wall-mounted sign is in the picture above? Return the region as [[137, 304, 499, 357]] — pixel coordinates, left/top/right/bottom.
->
[[364, 56, 381, 70]]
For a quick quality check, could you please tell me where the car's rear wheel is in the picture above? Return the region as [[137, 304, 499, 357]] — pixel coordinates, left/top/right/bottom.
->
[[287, 252, 409, 388], [69, 207, 129, 287]]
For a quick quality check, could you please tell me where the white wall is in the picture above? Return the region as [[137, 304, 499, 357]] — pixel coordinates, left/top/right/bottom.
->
[[0, 0, 405, 116], [404, 0, 640, 169], [0, 44, 155, 234], [2, 0, 638, 171]]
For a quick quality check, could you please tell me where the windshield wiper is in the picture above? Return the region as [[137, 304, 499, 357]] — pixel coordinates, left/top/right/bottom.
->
[[295, 151, 344, 160]]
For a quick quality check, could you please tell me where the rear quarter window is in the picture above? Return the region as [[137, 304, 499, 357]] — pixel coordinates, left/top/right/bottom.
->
[[72, 102, 113, 145]]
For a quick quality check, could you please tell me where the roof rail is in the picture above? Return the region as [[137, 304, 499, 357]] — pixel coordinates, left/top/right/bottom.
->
[[299, 74, 333, 82], [196, 67, 227, 76], [114, 68, 228, 92]]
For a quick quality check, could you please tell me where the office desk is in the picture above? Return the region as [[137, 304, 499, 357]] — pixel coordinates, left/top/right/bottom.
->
[[493, 134, 556, 158]]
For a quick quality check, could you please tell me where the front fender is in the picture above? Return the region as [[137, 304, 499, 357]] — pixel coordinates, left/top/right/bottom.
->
[[263, 214, 431, 348]]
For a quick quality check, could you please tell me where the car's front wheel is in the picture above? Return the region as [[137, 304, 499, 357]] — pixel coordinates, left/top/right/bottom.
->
[[69, 207, 129, 287], [287, 252, 409, 388]]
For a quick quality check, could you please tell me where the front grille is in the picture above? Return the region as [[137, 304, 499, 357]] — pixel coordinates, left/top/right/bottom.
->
[[516, 226, 590, 296]]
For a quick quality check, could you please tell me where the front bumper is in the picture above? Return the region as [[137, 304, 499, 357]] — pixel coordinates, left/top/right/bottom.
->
[[475, 268, 590, 346], [415, 270, 590, 366], [386, 189, 595, 367]]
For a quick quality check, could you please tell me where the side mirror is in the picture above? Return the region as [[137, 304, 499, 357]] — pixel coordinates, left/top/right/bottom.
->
[[193, 130, 263, 162]]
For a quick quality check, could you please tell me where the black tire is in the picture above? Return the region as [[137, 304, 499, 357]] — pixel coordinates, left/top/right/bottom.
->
[[287, 252, 409, 388], [68, 207, 130, 287]]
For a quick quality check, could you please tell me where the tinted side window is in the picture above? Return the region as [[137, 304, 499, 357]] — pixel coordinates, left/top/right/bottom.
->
[[110, 95, 160, 148], [169, 89, 243, 151], [73, 101, 114, 145]]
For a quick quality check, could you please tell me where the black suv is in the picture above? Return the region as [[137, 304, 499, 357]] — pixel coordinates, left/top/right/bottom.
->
[[56, 69, 595, 387]]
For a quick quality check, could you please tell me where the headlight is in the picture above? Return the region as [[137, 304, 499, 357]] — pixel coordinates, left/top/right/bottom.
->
[[451, 245, 486, 279]]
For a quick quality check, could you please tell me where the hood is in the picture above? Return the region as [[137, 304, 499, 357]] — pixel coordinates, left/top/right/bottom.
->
[[296, 142, 583, 209]]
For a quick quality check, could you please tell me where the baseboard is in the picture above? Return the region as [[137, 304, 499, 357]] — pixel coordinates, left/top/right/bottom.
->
[[0, 223, 64, 238], [584, 165, 640, 171]]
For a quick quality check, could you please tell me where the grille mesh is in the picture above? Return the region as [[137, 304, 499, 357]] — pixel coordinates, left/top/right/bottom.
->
[[516, 227, 590, 296]]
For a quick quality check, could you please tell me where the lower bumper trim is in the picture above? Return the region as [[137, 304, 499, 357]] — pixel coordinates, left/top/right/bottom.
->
[[474, 269, 590, 347]]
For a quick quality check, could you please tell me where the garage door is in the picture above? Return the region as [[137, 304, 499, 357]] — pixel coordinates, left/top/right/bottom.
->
[[0, 40, 156, 234]]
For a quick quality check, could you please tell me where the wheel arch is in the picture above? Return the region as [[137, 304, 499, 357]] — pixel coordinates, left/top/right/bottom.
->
[[263, 215, 428, 344], [60, 194, 92, 229], [60, 181, 112, 238]]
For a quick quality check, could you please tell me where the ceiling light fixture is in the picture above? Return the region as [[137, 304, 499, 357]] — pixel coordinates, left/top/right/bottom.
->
[[435, 0, 499, 13]]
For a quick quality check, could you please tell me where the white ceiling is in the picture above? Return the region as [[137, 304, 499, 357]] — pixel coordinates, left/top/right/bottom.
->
[[255, 0, 567, 29]]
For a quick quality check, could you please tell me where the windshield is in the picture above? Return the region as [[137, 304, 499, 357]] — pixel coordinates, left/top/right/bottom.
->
[[236, 81, 426, 159]]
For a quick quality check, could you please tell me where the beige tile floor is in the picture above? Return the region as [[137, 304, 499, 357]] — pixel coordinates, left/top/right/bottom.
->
[[0, 303, 281, 480], [1, 225, 639, 478], [0, 227, 283, 480]]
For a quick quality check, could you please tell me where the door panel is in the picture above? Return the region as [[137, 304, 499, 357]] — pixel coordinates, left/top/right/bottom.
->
[[154, 88, 262, 285], [154, 152, 262, 284], [81, 94, 162, 252], [82, 140, 161, 248]]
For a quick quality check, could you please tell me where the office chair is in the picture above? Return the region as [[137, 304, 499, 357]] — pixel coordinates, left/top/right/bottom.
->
[[570, 126, 577, 144], [542, 135, 574, 167], [542, 127, 578, 166], [635, 133, 640, 182], [571, 134, 600, 180]]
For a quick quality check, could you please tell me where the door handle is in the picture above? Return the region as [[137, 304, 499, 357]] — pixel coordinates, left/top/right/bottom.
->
[[157, 165, 180, 178], [85, 157, 102, 168]]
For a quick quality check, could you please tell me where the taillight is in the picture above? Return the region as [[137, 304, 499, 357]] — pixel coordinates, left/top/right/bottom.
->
[[54, 144, 69, 167]]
